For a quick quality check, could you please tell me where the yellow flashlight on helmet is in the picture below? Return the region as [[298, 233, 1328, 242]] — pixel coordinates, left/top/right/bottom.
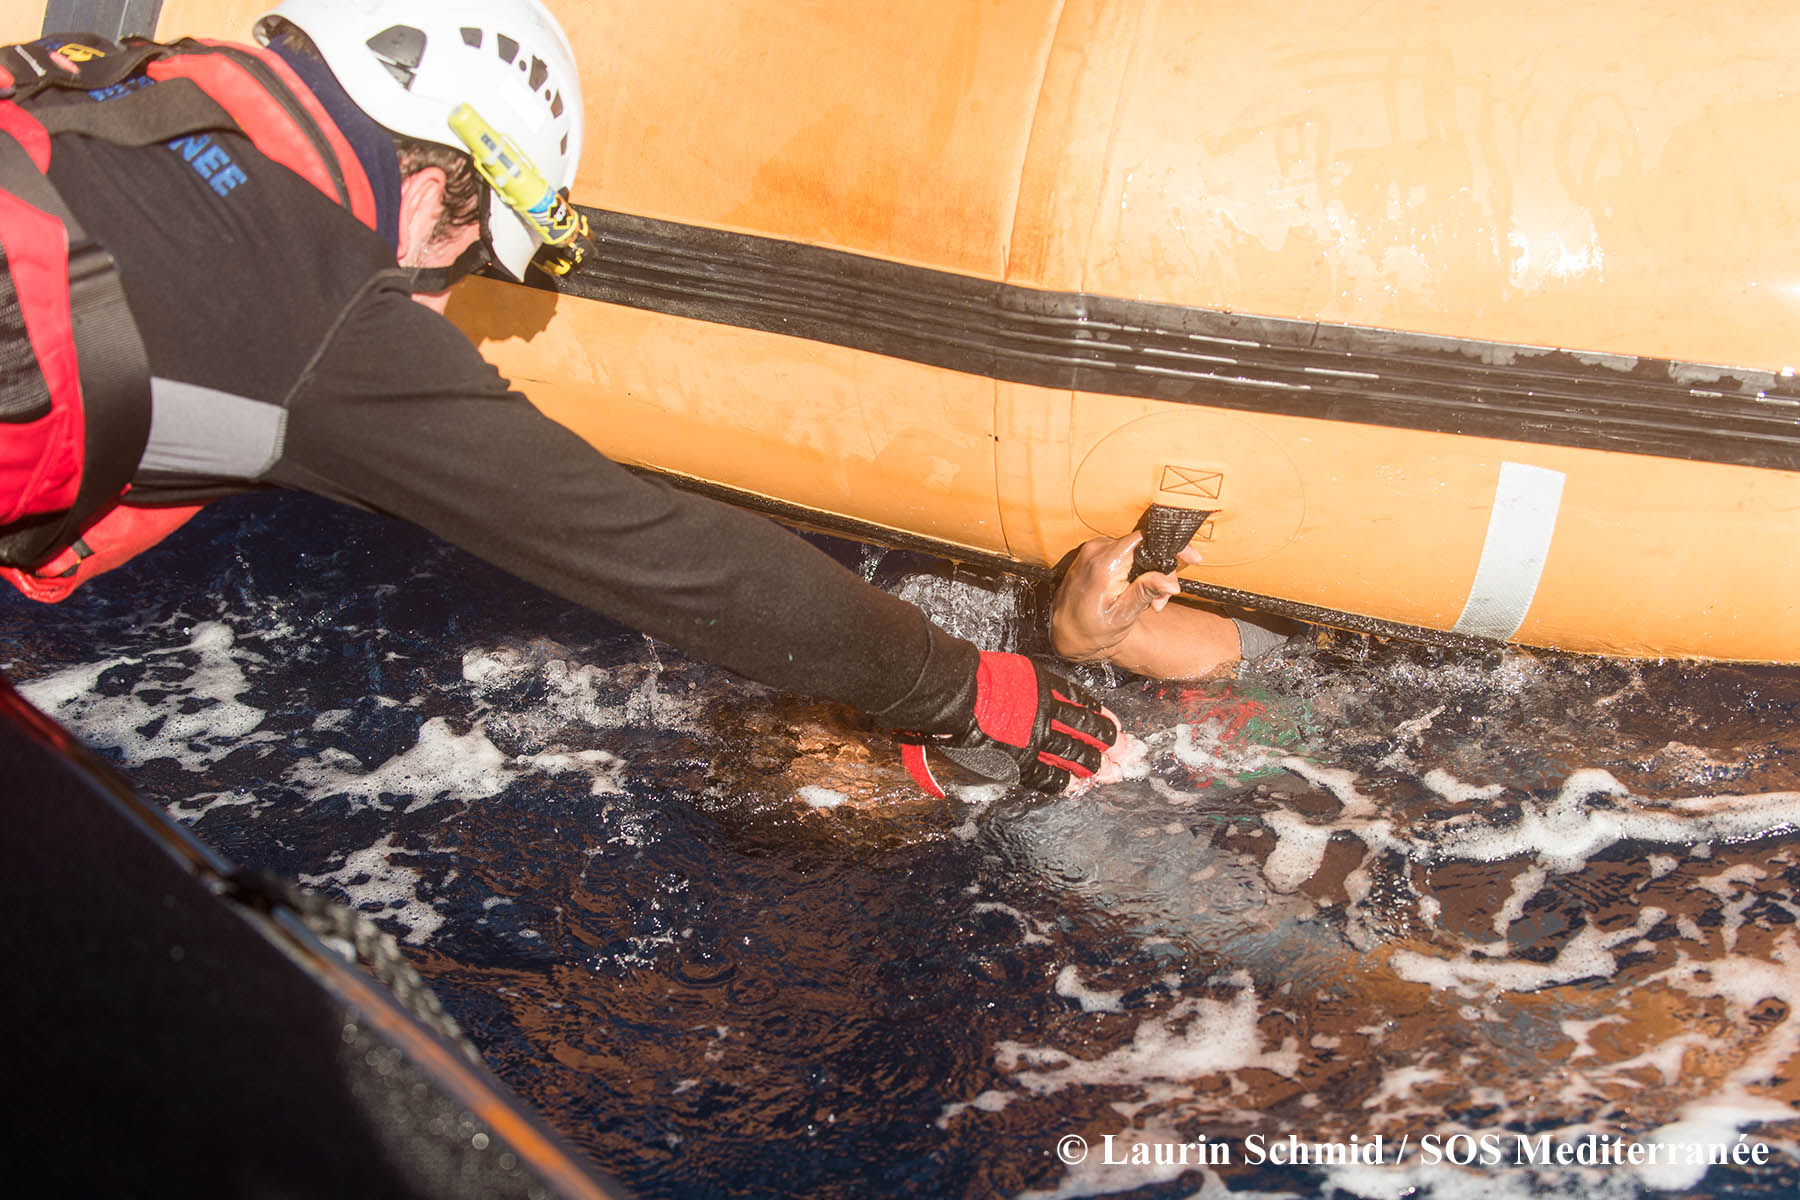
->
[[449, 102, 589, 275]]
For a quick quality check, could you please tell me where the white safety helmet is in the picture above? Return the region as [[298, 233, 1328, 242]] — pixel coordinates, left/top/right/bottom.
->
[[256, 0, 585, 281]]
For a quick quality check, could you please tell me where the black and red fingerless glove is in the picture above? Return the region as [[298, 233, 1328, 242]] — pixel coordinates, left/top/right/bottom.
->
[[895, 652, 1117, 797]]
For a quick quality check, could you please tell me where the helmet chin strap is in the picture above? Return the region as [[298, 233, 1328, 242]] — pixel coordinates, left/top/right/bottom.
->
[[402, 238, 491, 295]]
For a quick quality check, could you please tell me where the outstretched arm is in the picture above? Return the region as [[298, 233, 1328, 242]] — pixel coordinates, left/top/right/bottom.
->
[[270, 287, 981, 729], [267, 283, 1116, 792]]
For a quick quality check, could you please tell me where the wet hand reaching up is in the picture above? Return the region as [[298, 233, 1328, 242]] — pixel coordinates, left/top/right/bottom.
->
[[1051, 532, 1241, 680]]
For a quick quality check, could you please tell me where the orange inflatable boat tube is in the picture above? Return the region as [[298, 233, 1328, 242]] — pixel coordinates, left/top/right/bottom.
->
[[27, 1, 1800, 661]]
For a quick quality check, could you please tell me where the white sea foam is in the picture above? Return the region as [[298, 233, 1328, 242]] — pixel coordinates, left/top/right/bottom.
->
[[1693, 865, 1768, 952], [462, 643, 701, 733], [1321, 1159, 1644, 1200], [1260, 805, 1403, 899], [1360, 1065, 1445, 1115], [1489, 865, 1548, 945], [996, 975, 1300, 1095], [518, 747, 628, 796], [17, 655, 130, 713], [1260, 808, 1338, 894], [1430, 785, 1800, 872], [299, 832, 444, 944], [289, 716, 512, 812], [1559, 1015, 1623, 1062], [1596, 1032, 1713, 1088], [1208, 743, 1800, 905], [163, 787, 268, 824], [285, 642, 709, 810], [1376, 704, 1447, 773], [1165, 720, 1283, 790], [1054, 965, 1125, 1013], [1421, 768, 1505, 805], [1636, 1098, 1798, 1190], [1276, 758, 1379, 818], [934, 1089, 1014, 1129], [797, 786, 849, 809], [1693, 862, 1766, 899], [1391, 908, 1666, 996], [313, 708, 352, 732], [19, 621, 273, 768]]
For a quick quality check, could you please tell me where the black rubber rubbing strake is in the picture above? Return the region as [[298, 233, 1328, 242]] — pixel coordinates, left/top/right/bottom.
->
[[524, 207, 1800, 473]]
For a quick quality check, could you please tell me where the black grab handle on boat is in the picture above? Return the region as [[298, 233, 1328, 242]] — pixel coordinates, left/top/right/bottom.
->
[[1129, 503, 1213, 579]]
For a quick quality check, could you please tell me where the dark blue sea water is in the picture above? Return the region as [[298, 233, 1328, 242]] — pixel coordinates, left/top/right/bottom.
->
[[3, 491, 1796, 1199]]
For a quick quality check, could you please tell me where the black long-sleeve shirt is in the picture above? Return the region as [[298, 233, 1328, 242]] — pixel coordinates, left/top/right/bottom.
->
[[43, 102, 979, 732]]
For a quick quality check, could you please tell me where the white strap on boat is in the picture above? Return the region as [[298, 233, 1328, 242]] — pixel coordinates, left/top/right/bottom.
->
[[1452, 461, 1566, 642]]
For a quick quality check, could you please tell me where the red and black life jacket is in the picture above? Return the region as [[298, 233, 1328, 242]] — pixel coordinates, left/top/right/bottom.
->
[[0, 33, 377, 602]]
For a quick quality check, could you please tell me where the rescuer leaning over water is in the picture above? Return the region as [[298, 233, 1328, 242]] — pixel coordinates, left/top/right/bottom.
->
[[0, 0, 1256, 797]]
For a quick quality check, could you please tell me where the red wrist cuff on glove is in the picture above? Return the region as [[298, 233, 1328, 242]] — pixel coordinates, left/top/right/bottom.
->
[[901, 742, 946, 798], [971, 652, 1038, 747]]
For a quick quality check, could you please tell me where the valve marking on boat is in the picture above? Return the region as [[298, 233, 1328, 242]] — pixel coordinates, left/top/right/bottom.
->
[[1159, 464, 1224, 500]]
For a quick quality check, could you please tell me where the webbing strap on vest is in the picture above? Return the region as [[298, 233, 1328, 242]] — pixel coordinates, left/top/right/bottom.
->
[[0, 128, 150, 571], [0, 37, 164, 99], [22, 74, 235, 147]]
